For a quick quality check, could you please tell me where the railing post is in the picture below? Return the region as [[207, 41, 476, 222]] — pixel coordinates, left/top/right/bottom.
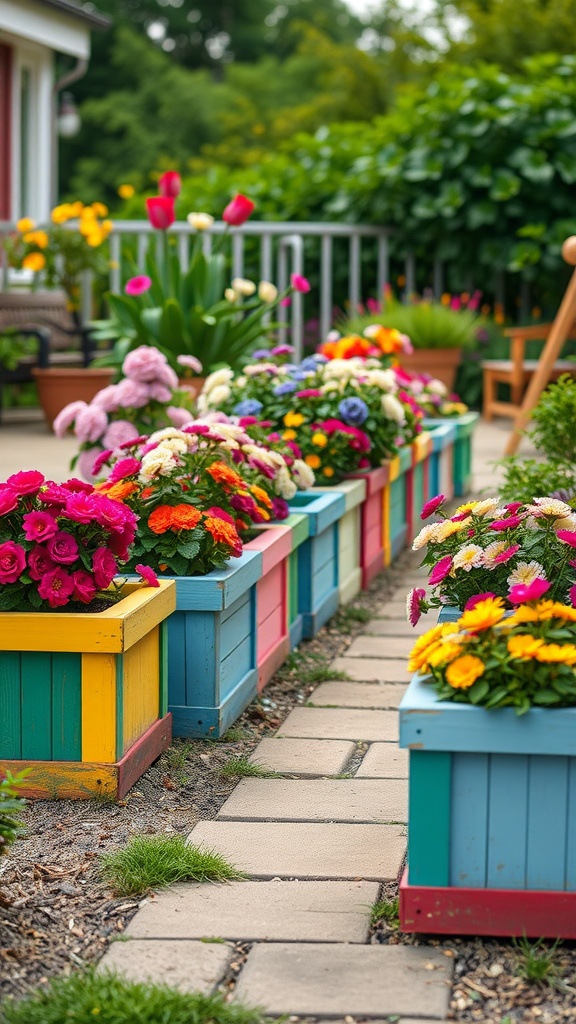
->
[[349, 232, 361, 313], [377, 234, 388, 299], [320, 234, 333, 342]]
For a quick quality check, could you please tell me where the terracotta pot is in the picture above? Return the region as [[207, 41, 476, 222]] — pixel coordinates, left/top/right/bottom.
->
[[398, 347, 462, 390], [32, 367, 115, 428], [178, 375, 206, 398]]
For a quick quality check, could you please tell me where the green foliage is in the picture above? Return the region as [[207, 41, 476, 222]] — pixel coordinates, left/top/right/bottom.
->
[[342, 296, 480, 350], [220, 756, 279, 778], [0, 332, 39, 372], [370, 896, 400, 926], [0, 770, 28, 856], [513, 935, 562, 986], [0, 968, 269, 1024], [100, 834, 244, 896], [497, 457, 575, 504]]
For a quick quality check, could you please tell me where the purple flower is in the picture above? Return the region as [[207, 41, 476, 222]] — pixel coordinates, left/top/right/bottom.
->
[[271, 344, 295, 357], [167, 405, 194, 428], [113, 378, 151, 408], [252, 350, 272, 360], [47, 531, 79, 565], [92, 385, 122, 413], [271, 497, 289, 520], [338, 397, 369, 426], [273, 380, 298, 396]]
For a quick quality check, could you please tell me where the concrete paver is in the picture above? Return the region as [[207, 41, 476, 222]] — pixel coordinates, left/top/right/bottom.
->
[[372, 600, 412, 619], [125, 880, 379, 943], [365, 618, 433, 637], [216, 778, 407, 823], [188, 820, 406, 880], [233, 942, 453, 1018], [330, 656, 409, 682], [249, 737, 356, 776], [279, 707, 398, 741], [345, 635, 413, 659], [309, 681, 407, 709], [357, 743, 409, 778], [97, 938, 232, 993]]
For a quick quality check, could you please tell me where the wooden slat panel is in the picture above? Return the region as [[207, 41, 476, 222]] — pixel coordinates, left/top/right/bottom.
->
[[81, 653, 117, 763], [566, 759, 576, 891], [122, 627, 160, 754], [171, 552, 262, 611], [51, 653, 82, 762], [220, 592, 253, 661], [408, 750, 451, 886], [526, 755, 569, 891], [0, 653, 22, 759], [487, 754, 528, 889], [183, 609, 220, 707], [450, 753, 489, 887], [21, 653, 52, 761], [166, 611, 187, 707]]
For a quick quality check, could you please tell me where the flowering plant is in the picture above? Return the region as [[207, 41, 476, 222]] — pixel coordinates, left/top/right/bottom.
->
[[95, 421, 314, 576], [406, 494, 576, 625], [409, 596, 576, 714], [53, 346, 196, 480], [3, 204, 112, 311], [0, 469, 154, 612], [318, 325, 412, 362], [393, 367, 468, 417], [197, 350, 422, 482], [340, 288, 481, 351]]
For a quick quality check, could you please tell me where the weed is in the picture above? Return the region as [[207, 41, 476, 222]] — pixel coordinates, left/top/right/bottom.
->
[[100, 834, 244, 896], [222, 727, 252, 743], [163, 740, 195, 782], [370, 897, 400, 927], [0, 968, 267, 1024], [220, 756, 279, 779], [335, 605, 372, 626], [513, 935, 562, 986]]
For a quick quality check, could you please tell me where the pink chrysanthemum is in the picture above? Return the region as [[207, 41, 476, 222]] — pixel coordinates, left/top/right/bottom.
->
[[108, 457, 141, 484], [53, 401, 88, 437], [489, 515, 523, 532], [420, 494, 445, 521], [406, 587, 427, 627], [428, 555, 453, 586], [557, 529, 576, 548], [492, 543, 521, 565], [509, 578, 551, 604], [135, 563, 160, 587]]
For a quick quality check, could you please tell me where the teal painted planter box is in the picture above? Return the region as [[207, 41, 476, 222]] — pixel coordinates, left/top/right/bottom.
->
[[383, 446, 412, 565], [400, 674, 576, 892], [426, 421, 457, 502], [161, 550, 263, 739], [286, 512, 311, 649], [424, 412, 478, 497], [312, 478, 366, 605], [288, 490, 345, 637]]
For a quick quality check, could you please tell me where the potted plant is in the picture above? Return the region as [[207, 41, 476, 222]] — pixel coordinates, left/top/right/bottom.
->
[[0, 469, 175, 799], [400, 595, 576, 938]]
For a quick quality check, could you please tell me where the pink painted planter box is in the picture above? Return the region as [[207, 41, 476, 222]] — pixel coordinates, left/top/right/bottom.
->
[[346, 465, 391, 589], [406, 432, 433, 544], [245, 525, 292, 692]]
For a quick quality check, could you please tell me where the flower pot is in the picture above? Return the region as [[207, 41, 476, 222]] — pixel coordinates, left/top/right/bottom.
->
[[399, 673, 576, 938], [0, 581, 176, 800], [178, 376, 205, 398], [32, 367, 115, 428], [399, 347, 462, 389], [288, 490, 345, 637]]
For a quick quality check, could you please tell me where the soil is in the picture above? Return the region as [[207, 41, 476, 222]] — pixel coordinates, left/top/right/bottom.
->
[[2, 549, 576, 1021]]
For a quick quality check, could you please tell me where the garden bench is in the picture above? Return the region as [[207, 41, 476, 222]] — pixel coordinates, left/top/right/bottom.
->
[[482, 321, 576, 421]]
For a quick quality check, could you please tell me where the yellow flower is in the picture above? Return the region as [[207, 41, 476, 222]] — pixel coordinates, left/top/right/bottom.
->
[[457, 597, 506, 633], [452, 544, 484, 571], [428, 641, 463, 668], [305, 454, 321, 470], [284, 411, 305, 428], [454, 501, 478, 517], [16, 217, 35, 233], [23, 229, 49, 249], [51, 203, 73, 223], [323, 467, 334, 478], [506, 605, 540, 626], [435, 519, 467, 541], [91, 202, 108, 217], [445, 655, 485, 690], [534, 643, 576, 665], [507, 634, 545, 659], [118, 183, 135, 199], [101, 219, 113, 235], [22, 252, 45, 272], [69, 200, 84, 217], [408, 625, 444, 673], [85, 229, 105, 247], [531, 601, 576, 622], [282, 429, 297, 441], [312, 432, 328, 447]]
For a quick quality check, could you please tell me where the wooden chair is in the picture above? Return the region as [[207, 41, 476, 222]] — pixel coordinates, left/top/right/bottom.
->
[[482, 322, 576, 421]]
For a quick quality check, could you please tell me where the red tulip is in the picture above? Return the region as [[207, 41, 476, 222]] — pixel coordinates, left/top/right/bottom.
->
[[158, 171, 182, 198], [222, 194, 255, 226], [146, 196, 175, 230]]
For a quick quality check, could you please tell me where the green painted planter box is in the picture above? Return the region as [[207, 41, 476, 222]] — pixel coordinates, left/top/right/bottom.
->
[[423, 412, 479, 497], [312, 478, 366, 605]]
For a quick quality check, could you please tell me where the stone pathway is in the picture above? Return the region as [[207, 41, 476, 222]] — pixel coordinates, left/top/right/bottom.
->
[[99, 556, 454, 1021]]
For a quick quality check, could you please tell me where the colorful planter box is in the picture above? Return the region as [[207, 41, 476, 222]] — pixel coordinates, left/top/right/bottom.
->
[[346, 465, 390, 587], [426, 421, 457, 502], [0, 581, 176, 800], [245, 525, 292, 692], [164, 550, 262, 739], [399, 674, 576, 938], [312, 478, 366, 605], [382, 447, 412, 567], [284, 512, 310, 649], [406, 432, 433, 543], [423, 412, 479, 497], [288, 490, 345, 638]]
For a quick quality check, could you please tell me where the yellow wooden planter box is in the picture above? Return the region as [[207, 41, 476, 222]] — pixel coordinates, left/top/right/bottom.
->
[[0, 581, 176, 800]]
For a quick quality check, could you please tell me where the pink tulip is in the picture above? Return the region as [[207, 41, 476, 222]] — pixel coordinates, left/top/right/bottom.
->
[[158, 171, 181, 198], [291, 274, 311, 293], [146, 196, 175, 230], [125, 275, 152, 296], [222, 194, 255, 226]]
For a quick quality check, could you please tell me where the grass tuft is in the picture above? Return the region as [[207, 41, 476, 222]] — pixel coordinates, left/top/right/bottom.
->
[[513, 935, 562, 987], [222, 726, 253, 743], [302, 666, 351, 684], [370, 896, 400, 927], [100, 834, 244, 897], [335, 605, 372, 626], [0, 967, 267, 1024], [220, 756, 280, 779]]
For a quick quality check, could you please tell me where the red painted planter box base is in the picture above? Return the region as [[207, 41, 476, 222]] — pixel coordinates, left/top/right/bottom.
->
[[400, 868, 576, 939]]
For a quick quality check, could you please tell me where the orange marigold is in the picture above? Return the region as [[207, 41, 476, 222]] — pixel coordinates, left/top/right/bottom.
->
[[148, 505, 175, 534], [207, 461, 244, 489], [170, 504, 202, 531], [105, 481, 139, 502], [250, 484, 272, 508], [204, 515, 241, 549]]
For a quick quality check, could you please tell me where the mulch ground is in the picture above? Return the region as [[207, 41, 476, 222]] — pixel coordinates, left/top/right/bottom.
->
[[2, 551, 576, 1021]]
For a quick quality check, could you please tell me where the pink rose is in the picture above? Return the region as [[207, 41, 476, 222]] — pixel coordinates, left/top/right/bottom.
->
[[37, 483, 69, 508], [72, 569, 97, 604], [0, 541, 26, 583], [92, 546, 118, 588], [74, 405, 109, 444], [22, 510, 58, 543], [0, 485, 19, 514], [47, 530, 80, 565], [37, 566, 75, 608], [63, 478, 94, 494], [28, 545, 56, 581], [93, 494, 135, 533], [66, 492, 97, 523], [6, 470, 45, 495]]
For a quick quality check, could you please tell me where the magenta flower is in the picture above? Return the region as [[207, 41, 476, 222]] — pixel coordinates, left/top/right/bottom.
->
[[271, 345, 294, 357], [65, 492, 97, 523], [37, 566, 75, 608], [108, 457, 141, 484], [0, 541, 26, 583], [231, 493, 257, 515], [92, 449, 114, 477], [557, 529, 576, 548], [407, 587, 427, 627], [570, 585, 576, 608], [489, 515, 523, 532], [291, 273, 311, 293], [6, 470, 45, 495], [125, 275, 152, 297], [37, 482, 69, 508], [505, 502, 523, 514], [420, 494, 445, 520], [296, 389, 322, 399], [63, 478, 94, 494], [92, 547, 118, 589], [272, 497, 289, 520], [222, 193, 255, 226], [22, 510, 58, 543], [93, 494, 136, 533], [28, 545, 56, 581], [135, 563, 160, 587], [47, 531, 80, 565], [53, 400, 88, 438], [464, 592, 497, 611], [492, 543, 520, 564], [509, 578, 551, 604], [428, 555, 453, 586], [0, 485, 19, 514], [72, 569, 97, 604]]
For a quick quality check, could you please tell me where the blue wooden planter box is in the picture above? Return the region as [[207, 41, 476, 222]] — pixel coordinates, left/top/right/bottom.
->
[[423, 412, 478, 497], [384, 445, 412, 565], [288, 490, 345, 638], [398, 673, 576, 937], [312, 479, 366, 605], [146, 550, 263, 739], [425, 421, 457, 502]]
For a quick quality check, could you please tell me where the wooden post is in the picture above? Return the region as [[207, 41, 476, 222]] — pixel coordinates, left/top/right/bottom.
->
[[504, 236, 576, 455]]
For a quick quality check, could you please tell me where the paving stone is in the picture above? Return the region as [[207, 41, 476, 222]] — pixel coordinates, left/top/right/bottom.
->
[[357, 743, 409, 778], [126, 880, 379, 943], [330, 657, 409, 682], [217, 778, 407, 823], [365, 618, 432, 637], [278, 707, 398, 741], [188, 820, 406, 880], [345, 635, 413, 659], [233, 942, 452, 1017], [373, 600, 414, 619], [249, 738, 356, 776], [309, 681, 406, 709], [98, 939, 232, 993]]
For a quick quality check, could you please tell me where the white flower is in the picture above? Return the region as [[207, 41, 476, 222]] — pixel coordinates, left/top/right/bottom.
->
[[408, 378, 425, 395], [187, 212, 214, 231], [155, 437, 188, 456], [507, 560, 546, 586], [452, 545, 484, 571], [325, 329, 340, 342], [204, 367, 234, 392], [257, 280, 278, 303], [292, 458, 315, 490], [207, 384, 231, 406], [363, 323, 384, 339], [554, 514, 576, 531], [275, 465, 298, 499], [471, 497, 500, 517], [323, 359, 356, 380], [381, 393, 406, 425], [365, 369, 397, 392], [196, 393, 208, 413], [320, 381, 340, 393], [224, 287, 238, 303], [427, 379, 448, 396], [149, 427, 188, 444], [412, 522, 445, 551], [528, 497, 572, 518], [139, 450, 178, 481], [231, 277, 256, 296], [482, 540, 508, 566], [244, 363, 277, 376]]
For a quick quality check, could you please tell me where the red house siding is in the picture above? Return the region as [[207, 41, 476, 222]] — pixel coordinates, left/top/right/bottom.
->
[[0, 44, 12, 219]]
